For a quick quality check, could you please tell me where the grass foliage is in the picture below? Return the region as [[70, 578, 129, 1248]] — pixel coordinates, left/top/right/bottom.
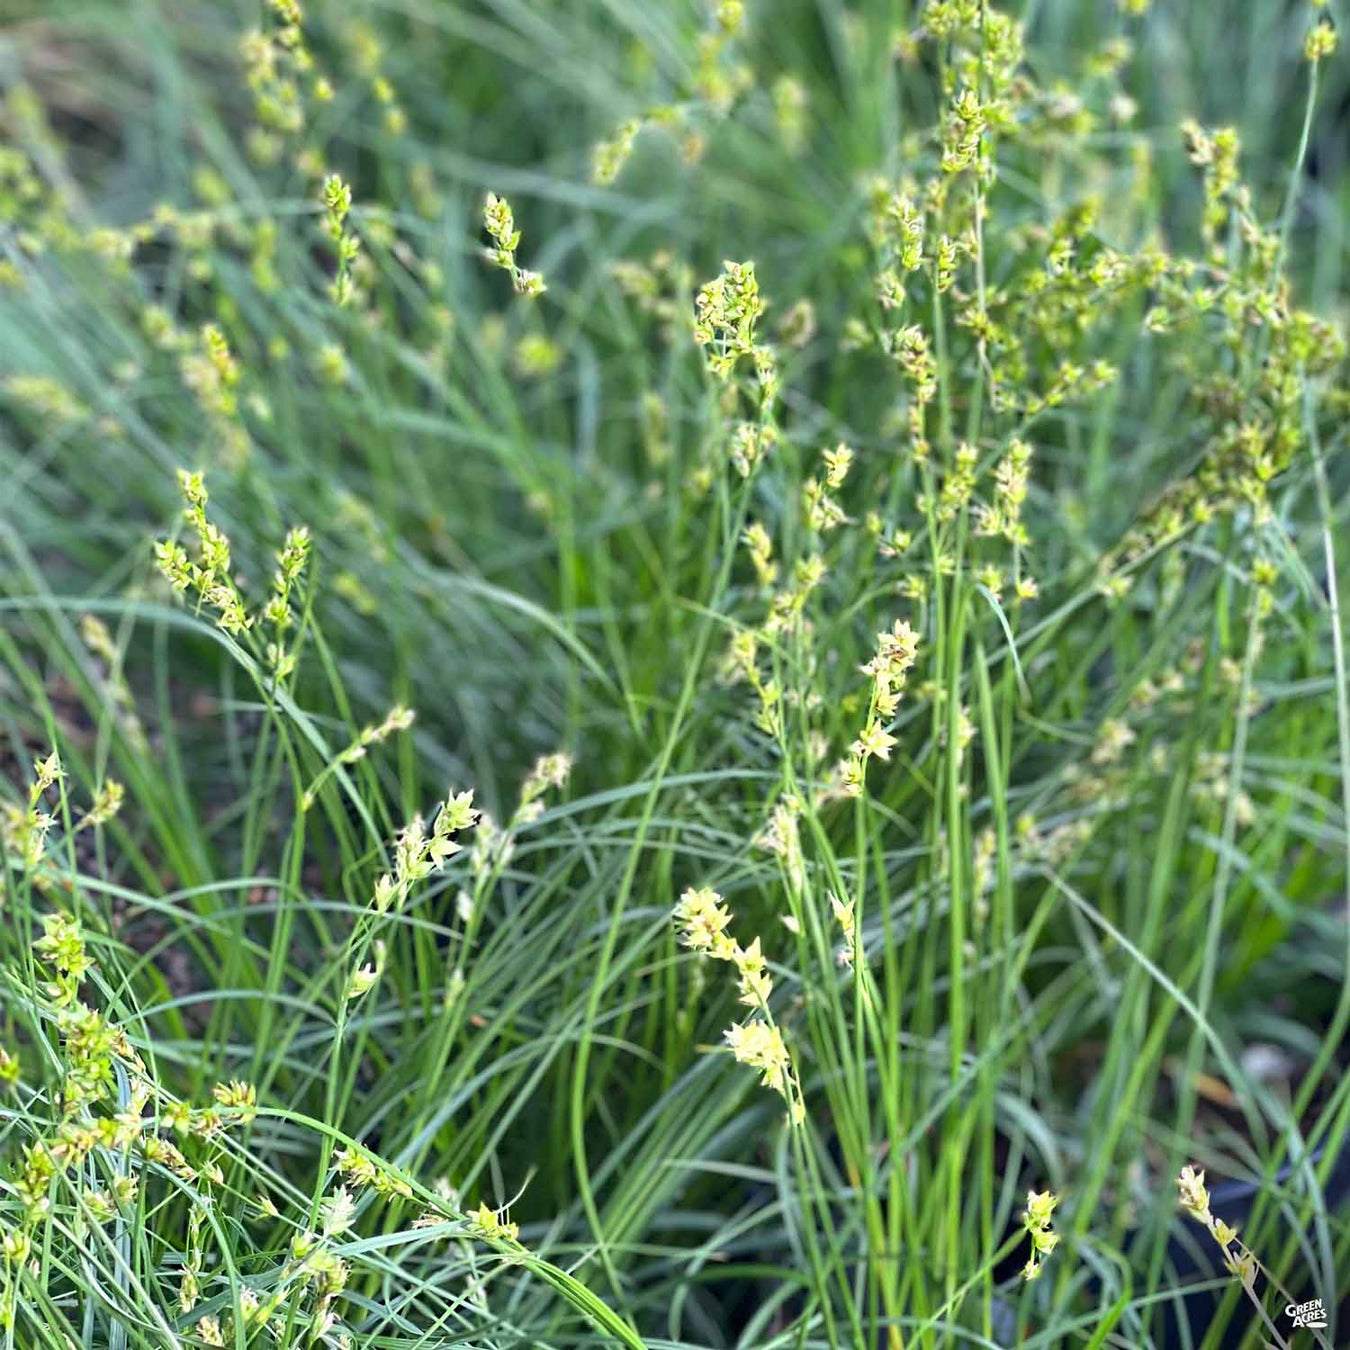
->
[[2, 1, 1349, 1347]]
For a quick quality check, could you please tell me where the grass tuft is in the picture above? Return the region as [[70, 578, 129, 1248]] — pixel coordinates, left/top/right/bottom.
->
[[2, 1, 1349, 1347]]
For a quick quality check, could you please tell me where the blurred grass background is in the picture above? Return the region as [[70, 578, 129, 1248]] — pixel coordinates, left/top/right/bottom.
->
[[2, 1, 1347, 784]]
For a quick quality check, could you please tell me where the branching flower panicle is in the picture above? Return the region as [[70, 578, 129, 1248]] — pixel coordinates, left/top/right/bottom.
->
[[483, 191, 547, 297], [2, 751, 62, 869], [833, 618, 921, 799], [802, 443, 852, 532], [1178, 1165, 1258, 1288], [344, 704, 414, 763], [300, 704, 415, 811], [369, 789, 479, 917], [514, 751, 572, 827], [742, 522, 778, 587], [674, 886, 804, 1124], [155, 470, 250, 636], [76, 780, 124, 832], [345, 940, 386, 1000], [693, 260, 766, 381], [468, 1201, 520, 1242], [1021, 1189, 1060, 1281], [829, 892, 857, 968], [335, 1146, 413, 1201], [321, 174, 359, 306], [674, 885, 735, 958], [724, 1021, 796, 1105]]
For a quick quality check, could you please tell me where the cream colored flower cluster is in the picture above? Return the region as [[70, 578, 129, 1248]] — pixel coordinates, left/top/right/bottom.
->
[[154, 469, 311, 679], [833, 618, 921, 799], [483, 192, 547, 298], [1178, 1165, 1257, 1288], [673, 887, 804, 1124], [1020, 1189, 1061, 1281]]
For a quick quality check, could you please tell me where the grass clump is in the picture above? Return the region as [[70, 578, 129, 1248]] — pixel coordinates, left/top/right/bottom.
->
[[2, 0, 1349, 1348]]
